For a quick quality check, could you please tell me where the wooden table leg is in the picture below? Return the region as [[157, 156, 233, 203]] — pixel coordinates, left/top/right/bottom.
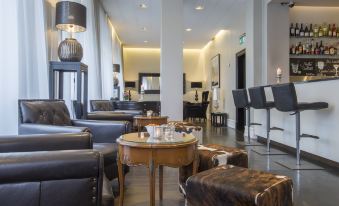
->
[[192, 151, 199, 175], [149, 160, 156, 206], [159, 165, 163, 200], [118, 156, 124, 206]]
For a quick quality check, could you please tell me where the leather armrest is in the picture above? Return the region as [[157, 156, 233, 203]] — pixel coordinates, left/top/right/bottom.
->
[[72, 120, 131, 143], [19, 123, 89, 135], [0, 150, 102, 183], [0, 133, 92, 153]]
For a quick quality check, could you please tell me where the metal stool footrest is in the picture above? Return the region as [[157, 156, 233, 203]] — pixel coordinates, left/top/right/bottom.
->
[[250, 122, 262, 126], [300, 134, 320, 139], [270, 127, 284, 131]]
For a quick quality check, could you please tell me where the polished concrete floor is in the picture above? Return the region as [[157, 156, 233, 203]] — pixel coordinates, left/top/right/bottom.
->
[[115, 123, 339, 206]]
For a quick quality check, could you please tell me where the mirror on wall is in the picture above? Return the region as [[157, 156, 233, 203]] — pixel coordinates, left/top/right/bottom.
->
[[138, 73, 186, 94]]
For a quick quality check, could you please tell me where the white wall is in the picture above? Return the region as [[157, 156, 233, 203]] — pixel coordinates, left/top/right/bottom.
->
[[123, 48, 205, 102]]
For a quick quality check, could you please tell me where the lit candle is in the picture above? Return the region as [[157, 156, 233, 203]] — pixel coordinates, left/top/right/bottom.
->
[[277, 67, 282, 76]]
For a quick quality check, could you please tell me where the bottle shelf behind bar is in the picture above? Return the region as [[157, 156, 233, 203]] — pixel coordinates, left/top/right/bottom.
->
[[290, 54, 339, 59]]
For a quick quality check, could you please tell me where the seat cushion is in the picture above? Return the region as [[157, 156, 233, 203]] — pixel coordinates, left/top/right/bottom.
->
[[114, 110, 143, 115], [93, 143, 117, 166], [298, 102, 329, 111], [186, 165, 293, 206], [93, 143, 117, 180]]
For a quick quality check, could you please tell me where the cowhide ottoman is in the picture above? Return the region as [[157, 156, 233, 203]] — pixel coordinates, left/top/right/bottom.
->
[[186, 165, 293, 206], [179, 144, 248, 194]]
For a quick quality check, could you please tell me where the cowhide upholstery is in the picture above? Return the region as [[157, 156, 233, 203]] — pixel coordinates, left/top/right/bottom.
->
[[179, 144, 248, 194], [186, 165, 293, 206]]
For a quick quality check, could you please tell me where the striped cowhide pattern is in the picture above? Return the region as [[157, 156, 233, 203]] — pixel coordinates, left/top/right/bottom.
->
[[186, 165, 293, 206]]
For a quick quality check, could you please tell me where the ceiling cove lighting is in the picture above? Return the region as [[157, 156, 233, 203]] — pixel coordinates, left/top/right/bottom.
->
[[144, 40, 148, 43], [185, 28, 192, 32], [195, 0, 205, 10], [139, 3, 148, 9]]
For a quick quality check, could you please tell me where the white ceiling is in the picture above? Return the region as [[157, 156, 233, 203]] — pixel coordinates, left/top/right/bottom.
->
[[100, 0, 244, 49]]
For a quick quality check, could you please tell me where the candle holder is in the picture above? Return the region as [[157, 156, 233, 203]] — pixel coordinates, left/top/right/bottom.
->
[[276, 74, 282, 84]]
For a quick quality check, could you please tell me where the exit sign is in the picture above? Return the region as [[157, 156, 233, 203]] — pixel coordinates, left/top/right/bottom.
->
[[239, 33, 246, 45]]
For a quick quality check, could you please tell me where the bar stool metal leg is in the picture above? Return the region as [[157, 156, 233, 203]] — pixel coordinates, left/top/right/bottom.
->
[[252, 109, 286, 155], [296, 111, 301, 166], [247, 108, 251, 143], [266, 109, 271, 152], [275, 111, 323, 170]]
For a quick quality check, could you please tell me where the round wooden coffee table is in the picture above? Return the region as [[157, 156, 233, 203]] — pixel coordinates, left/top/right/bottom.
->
[[117, 132, 198, 206], [133, 116, 168, 132]]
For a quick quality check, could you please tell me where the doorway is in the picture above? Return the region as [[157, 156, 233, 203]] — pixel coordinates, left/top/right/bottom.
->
[[236, 49, 246, 131]]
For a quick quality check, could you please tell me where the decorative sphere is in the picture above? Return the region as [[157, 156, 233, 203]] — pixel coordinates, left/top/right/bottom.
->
[[58, 38, 83, 62]]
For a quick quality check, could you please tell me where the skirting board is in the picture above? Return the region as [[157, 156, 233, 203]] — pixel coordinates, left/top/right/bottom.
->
[[257, 136, 339, 170]]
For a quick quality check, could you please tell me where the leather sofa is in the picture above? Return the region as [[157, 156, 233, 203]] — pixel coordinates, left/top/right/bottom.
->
[[18, 99, 130, 180], [90, 100, 143, 115], [0, 132, 113, 206]]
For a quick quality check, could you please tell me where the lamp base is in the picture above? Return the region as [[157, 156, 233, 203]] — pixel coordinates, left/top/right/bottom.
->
[[58, 38, 83, 62]]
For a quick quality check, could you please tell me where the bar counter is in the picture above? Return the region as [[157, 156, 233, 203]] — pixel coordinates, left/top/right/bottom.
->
[[254, 78, 339, 164]]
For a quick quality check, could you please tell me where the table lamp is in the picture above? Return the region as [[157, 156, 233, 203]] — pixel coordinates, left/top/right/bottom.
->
[[56, 1, 86, 62], [113, 64, 120, 87], [191, 82, 203, 102], [125, 81, 136, 101]]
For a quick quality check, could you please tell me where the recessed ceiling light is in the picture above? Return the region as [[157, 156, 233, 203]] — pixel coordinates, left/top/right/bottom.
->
[[195, 5, 204, 10], [144, 40, 148, 43], [141, 27, 147, 31], [185, 28, 192, 32], [139, 3, 148, 9]]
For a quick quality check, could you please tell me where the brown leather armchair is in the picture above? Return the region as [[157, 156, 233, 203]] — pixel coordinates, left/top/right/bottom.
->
[[0, 133, 113, 206], [18, 99, 130, 181]]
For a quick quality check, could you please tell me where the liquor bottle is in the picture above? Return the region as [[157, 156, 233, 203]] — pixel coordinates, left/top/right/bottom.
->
[[305, 24, 309, 37], [320, 41, 324, 54], [315, 42, 320, 55], [310, 24, 314, 37], [322, 23, 328, 36], [328, 24, 333, 37], [310, 39, 314, 55], [298, 42, 303, 54], [290, 44, 296, 54], [332, 24, 337, 37], [319, 26, 324, 37], [300, 24, 305, 37], [295, 23, 300, 37], [290, 23, 295, 36], [314, 24, 319, 37], [295, 43, 300, 55], [324, 43, 329, 55]]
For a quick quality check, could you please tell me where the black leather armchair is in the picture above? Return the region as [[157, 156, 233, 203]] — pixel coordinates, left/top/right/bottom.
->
[[18, 99, 130, 180], [0, 133, 114, 206]]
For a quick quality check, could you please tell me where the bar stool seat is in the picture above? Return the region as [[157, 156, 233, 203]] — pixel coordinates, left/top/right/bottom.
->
[[298, 102, 328, 111], [265, 101, 275, 108]]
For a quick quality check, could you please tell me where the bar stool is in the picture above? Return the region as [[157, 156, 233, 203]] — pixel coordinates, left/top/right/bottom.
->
[[248, 86, 285, 155], [271, 83, 328, 170], [232, 89, 261, 146]]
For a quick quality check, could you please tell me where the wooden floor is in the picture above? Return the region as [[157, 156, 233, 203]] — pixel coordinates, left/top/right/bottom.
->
[[114, 122, 339, 206]]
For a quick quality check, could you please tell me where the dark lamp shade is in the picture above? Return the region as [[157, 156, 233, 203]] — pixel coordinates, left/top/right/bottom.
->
[[113, 64, 120, 73], [191, 82, 203, 89], [56, 1, 86, 33], [125, 81, 136, 88]]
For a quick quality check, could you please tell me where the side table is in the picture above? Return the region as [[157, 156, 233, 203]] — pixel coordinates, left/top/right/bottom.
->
[[49, 61, 88, 119], [211, 112, 227, 127]]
